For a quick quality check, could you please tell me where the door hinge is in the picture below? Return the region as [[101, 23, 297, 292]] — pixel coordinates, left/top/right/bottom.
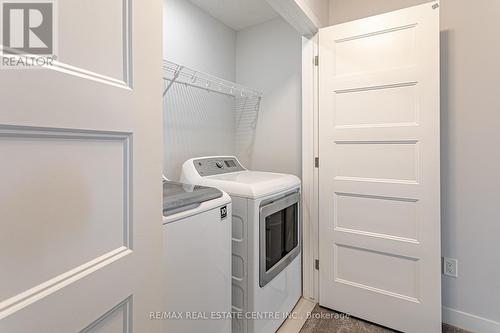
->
[[314, 259, 319, 270], [314, 55, 319, 66], [314, 157, 319, 168]]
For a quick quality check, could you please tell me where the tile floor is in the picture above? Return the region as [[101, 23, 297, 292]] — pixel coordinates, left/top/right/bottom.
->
[[299, 304, 473, 333]]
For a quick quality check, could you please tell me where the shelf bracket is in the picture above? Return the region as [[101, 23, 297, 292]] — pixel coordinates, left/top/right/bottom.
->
[[163, 65, 184, 96]]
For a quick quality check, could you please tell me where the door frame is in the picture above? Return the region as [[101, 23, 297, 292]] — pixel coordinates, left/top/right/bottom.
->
[[301, 33, 320, 302], [264, 0, 323, 303]]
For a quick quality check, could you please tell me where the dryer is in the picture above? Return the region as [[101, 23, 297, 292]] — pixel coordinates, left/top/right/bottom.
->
[[181, 156, 301, 333]]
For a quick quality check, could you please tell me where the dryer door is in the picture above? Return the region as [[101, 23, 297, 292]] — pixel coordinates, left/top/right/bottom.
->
[[259, 191, 300, 287]]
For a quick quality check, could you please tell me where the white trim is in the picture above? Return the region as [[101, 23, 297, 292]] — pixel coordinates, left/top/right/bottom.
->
[[267, 0, 319, 37], [277, 298, 316, 333], [0, 247, 132, 319], [443, 306, 500, 333], [81, 296, 132, 333], [301, 34, 319, 302], [294, 0, 324, 30]]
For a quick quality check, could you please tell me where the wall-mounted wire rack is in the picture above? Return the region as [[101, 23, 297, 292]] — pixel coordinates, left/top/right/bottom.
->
[[162, 59, 263, 99]]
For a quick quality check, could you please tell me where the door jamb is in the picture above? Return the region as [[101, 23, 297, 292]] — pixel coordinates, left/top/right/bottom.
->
[[301, 33, 320, 302]]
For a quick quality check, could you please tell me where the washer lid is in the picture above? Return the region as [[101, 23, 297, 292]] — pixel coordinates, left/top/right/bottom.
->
[[201, 170, 300, 199], [163, 181, 223, 216]]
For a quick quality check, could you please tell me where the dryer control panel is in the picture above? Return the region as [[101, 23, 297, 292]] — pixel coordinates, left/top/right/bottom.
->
[[193, 157, 245, 176]]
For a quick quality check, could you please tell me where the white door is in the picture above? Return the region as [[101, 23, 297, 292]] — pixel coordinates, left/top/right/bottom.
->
[[318, 3, 440, 332], [0, 1, 164, 332]]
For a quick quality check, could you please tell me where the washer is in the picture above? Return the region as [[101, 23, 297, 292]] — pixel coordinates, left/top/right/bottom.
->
[[163, 180, 232, 333], [181, 156, 301, 333]]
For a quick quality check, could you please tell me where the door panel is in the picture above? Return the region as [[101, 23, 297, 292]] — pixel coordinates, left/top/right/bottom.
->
[[334, 84, 418, 127], [0, 0, 163, 332], [0, 128, 131, 302], [334, 192, 418, 240], [334, 25, 416, 75], [319, 3, 440, 332], [58, 0, 131, 84]]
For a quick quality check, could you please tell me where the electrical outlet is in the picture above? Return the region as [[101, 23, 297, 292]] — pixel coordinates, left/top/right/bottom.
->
[[443, 257, 458, 278]]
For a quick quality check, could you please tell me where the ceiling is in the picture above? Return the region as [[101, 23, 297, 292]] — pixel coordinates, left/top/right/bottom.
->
[[188, 0, 279, 31]]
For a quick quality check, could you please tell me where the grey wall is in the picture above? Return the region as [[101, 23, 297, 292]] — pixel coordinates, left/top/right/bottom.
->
[[236, 18, 302, 177], [329, 0, 500, 330], [163, 0, 236, 180]]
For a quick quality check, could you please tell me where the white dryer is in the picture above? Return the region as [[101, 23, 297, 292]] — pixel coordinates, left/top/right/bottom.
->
[[181, 156, 301, 333]]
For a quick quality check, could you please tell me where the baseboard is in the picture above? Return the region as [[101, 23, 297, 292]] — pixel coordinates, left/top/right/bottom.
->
[[277, 297, 316, 333], [278, 302, 500, 333], [443, 306, 500, 333]]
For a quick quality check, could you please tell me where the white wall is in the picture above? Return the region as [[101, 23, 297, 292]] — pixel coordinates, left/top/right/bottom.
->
[[163, 0, 236, 180], [329, 0, 429, 24], [329, 1, 500, 331], [163, 0, 235, 80], [236, 18, 302, 177]]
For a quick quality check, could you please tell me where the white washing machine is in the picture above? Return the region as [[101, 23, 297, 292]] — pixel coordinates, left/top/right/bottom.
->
[[180, 156, 301, 333], [162, 180, 232, 333]]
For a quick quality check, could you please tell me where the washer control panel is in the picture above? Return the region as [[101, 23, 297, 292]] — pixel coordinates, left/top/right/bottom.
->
[[193, 157, 245, 176]]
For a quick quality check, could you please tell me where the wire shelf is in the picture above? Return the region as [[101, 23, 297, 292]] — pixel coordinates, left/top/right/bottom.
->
[[162, 59, 263, 98]]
